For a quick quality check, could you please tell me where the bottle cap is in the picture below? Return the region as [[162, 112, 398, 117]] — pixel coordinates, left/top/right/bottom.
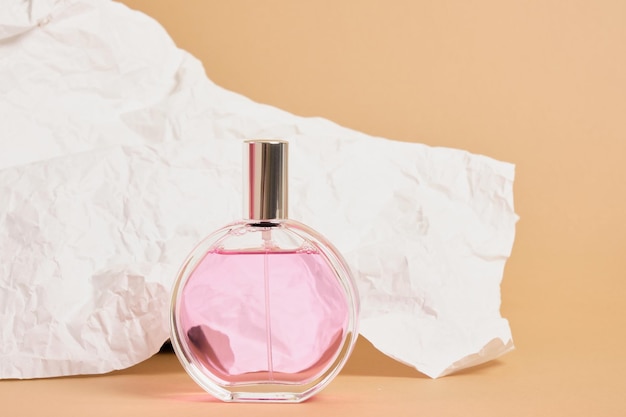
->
[[243, 139, 288, 221]]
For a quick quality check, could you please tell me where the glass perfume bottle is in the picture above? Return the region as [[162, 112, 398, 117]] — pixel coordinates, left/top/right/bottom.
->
[[170, 139, 359, 403]]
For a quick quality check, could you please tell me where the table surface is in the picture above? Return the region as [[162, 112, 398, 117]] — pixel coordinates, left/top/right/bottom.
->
[[2, 337, 625, 417]]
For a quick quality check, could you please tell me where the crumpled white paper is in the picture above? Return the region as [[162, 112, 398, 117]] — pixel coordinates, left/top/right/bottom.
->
[[0, 0, 517, 379]]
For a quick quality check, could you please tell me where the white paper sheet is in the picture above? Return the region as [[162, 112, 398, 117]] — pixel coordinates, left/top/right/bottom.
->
[[0, 0, 517, 379]]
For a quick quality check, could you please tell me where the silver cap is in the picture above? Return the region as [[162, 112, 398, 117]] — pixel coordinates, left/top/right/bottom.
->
[[243, 139, 288, 221]]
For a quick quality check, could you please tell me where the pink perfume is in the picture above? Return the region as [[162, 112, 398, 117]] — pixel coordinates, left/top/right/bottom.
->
[[170, 139, 359, 403]]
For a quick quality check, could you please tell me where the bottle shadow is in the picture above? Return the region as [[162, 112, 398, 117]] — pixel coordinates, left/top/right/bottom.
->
[[341, 336, 504, 378], [103, 352, 216, 401], [105, 336, 505, 402], [340, 336, 428, 378]]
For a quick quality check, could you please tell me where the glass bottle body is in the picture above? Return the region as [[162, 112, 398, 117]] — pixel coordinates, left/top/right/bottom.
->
[[170, 219, 359, 403]]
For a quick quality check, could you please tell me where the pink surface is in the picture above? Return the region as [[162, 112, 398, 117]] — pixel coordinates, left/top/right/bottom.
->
[[179, 249, 349, 384]]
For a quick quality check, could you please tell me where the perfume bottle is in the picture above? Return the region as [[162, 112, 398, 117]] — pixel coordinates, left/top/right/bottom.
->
[[170, 139, 359, 403]]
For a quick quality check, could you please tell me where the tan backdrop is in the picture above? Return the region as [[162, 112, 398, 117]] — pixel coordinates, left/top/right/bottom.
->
[[120, 0, 626, 380]]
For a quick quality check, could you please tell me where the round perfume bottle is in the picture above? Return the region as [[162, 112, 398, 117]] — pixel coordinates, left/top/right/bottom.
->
[[170, 140, 359, 403]]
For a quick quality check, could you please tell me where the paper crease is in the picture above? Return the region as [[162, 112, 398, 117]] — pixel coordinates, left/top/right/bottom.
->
[[0, 0, 518, 379]]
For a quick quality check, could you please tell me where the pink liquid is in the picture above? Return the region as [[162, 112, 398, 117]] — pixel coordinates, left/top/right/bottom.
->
[[179, 249, 349, 385]]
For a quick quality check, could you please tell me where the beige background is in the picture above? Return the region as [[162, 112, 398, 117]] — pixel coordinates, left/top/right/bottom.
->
[[96, 0, 623, 412], [2, 1, 625, 416]]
